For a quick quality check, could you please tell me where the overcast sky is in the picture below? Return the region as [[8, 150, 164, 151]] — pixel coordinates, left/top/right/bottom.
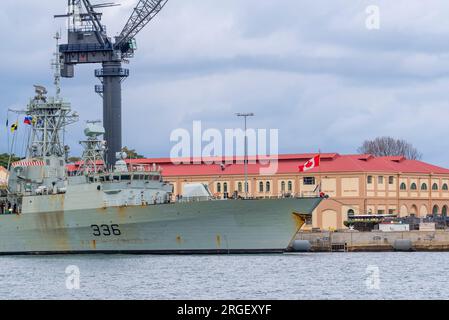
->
[[1, 0, 449, 167]]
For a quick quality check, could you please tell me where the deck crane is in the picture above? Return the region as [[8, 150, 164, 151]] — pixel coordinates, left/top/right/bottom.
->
[[56, 0, 169, 165]]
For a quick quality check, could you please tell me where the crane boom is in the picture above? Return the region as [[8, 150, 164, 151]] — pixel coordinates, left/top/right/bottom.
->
[[115, 0, 168, 53]]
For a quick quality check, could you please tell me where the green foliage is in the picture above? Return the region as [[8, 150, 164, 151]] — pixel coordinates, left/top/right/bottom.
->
[[0, 153, 20, 169], [67, 157, 82, 163], [121, 147, 145, 159]]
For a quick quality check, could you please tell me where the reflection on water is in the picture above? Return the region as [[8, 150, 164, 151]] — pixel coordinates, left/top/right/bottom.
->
[[1, 252, 448, 300]]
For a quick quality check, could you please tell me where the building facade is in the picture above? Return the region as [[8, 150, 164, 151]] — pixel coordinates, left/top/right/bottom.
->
[[126, 154, 449, 230]]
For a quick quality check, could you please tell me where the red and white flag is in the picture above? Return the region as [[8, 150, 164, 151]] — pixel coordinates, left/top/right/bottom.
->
[[299, 155, 320, 172]]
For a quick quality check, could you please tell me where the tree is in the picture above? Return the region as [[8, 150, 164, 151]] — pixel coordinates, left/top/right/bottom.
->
[[67, 157, 82, 163], [357, 137, 422, 160], [121, 147, 145, 159], [0, 153, 21, 169]]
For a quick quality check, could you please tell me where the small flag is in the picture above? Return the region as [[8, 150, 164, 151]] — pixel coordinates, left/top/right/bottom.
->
[[24, 116, 33, 125], [299, 155, 320, 172], [10, 121, 18, 133]]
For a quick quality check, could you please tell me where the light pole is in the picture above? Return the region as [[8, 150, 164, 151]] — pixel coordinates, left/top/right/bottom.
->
[[237, 113, 255, 199]]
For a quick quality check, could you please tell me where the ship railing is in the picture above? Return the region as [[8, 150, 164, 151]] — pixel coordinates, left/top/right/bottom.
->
[[177, 196, 212, 203], [128, 164, 162, 173]]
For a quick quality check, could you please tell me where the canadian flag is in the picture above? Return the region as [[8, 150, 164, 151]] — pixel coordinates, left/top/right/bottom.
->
[[299, 155, 321, 172]]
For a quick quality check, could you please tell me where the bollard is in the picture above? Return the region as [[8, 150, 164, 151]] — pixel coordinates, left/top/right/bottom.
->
[[393, 239, 413, 251], [291, 240, 312, 252]]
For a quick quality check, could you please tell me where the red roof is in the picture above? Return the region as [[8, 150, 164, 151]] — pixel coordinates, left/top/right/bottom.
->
[[122, 153, 449, 177], [66, 154, 449, 176]]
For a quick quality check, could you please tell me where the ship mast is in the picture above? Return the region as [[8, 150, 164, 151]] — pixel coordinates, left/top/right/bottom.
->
[[25, 34, 79, 160], [77, 120, 107, 175]]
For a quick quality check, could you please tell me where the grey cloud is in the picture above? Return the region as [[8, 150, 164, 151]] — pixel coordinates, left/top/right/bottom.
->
[[1, 0, 449, 168]]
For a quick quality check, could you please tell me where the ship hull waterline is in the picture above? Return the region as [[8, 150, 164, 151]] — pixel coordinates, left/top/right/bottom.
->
[[0, 198, 322, 255]]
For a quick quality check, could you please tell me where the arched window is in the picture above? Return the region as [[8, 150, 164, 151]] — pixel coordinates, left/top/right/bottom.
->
[[288, 181, 293, 192], [443, 206, 448, 217], [217, 183, 222, 193], [411, 183, 417, 190], [266, 181, 271, 193], [281, 181, 286, 192], [432, 183, 439, 191], [259, 182, 264, 193], [421, 183, 428, 191], [400, 183, 407, 190], [433, 205, 439, 216], [223, 183, 228, 193], [238, 182, 243, 193], [443, 184, 449, 191], [347, 209, 355, 217]]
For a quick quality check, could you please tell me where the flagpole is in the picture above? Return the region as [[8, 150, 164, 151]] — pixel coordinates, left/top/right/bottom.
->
[[318, 149, 322, 194], [7, 117, 19, 171]]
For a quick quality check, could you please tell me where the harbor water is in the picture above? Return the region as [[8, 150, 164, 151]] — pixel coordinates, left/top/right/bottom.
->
[[1, 252, 449, 300]]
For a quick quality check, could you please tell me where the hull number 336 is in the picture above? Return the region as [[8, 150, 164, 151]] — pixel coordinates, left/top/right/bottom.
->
[[91, 224, 122, 237]]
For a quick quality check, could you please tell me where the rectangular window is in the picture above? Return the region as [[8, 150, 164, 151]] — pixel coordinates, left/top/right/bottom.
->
[[378, 176, 384, 184], [367, 176, 373, 184], [303, 177, 315, 185], [378, 210, 385, 215], [389, 176, 394, 184], [389, 209, 395, 215]]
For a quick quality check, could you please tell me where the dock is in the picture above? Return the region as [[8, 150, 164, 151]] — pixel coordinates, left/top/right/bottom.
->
[[296, 230, 449, 252]]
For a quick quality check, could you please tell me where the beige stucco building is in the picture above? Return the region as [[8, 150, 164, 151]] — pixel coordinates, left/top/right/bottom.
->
[[128, 153, 449, 230]]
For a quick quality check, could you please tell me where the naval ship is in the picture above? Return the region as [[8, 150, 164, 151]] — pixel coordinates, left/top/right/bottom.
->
[[0, 56, 323, 256]]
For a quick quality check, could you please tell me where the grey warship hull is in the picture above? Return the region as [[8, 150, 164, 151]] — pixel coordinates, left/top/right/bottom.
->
[[0, 198, 321, 255]]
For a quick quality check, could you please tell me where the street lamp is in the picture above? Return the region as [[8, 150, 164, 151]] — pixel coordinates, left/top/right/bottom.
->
[[236, 113, 255, 199]]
